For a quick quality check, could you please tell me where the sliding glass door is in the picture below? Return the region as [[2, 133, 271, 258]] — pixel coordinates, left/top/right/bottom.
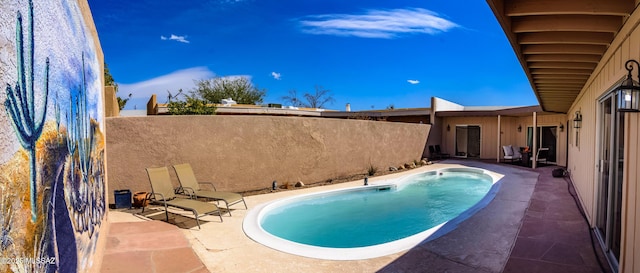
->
[[526, 126, 558, 164], [455, 125, 481, 158], [596, 94, 623, 270]]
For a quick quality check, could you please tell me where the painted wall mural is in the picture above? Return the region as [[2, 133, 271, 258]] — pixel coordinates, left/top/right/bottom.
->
[[0, 0, 105, 272]]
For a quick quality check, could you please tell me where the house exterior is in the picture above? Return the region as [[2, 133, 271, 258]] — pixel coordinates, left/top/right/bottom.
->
[[430, 97, 568, 167], [486, 1, 640, 272]]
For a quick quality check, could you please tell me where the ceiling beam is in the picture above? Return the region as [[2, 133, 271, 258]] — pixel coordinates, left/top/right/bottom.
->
[[512, 15, 623, 33], [533, 75, 590, 80], [536, 87, 582, 91], [536, 84, 585, 88], [522, 44, 607, 55], [530, 68, 593, 75], [506, 0, 634, 17], [528, 62, 598, 69], [518, 32, 614, 44], [526, 54, 602, 62], [534, 79, 587, 84]]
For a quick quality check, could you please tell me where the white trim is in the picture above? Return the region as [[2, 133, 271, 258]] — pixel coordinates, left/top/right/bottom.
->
[[242, 167, 502, 260]]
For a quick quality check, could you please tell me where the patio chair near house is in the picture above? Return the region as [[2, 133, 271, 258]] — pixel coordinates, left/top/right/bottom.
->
[[502, 145, 522, 162], [532, 147, 550, 165], [173, 163, 247, 216], [435, 145, 450, 158], [429, 145, 450, 159], [428, 145, 440, 159], [144, 166, 223, 229]]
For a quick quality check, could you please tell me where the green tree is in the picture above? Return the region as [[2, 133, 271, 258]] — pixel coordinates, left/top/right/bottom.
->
[[282, 85, 335, 109], [193, 76, 266, 104], [167, 89, 216, 115], [104, 62, 131, 110]]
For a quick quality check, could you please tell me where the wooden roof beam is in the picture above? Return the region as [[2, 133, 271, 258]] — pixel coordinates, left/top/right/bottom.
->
[[518, 32, 614, 44], [528, 62, 598, 69], [522, 44, 607, 55], [534, 79, 586, 84], [526, 54, 601, 62], [533, 74, 590, 80], [536, 83, 586, 88], [530, 68, 593, 75], [512, 15, 623, 33], [506, 0, 634, 17]]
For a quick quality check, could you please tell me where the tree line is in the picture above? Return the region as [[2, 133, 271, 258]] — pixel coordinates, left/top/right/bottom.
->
[[105, 65, 335, 115]]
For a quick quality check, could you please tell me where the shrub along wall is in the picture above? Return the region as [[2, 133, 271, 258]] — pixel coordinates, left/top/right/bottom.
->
[[106, 115, 430, 203]]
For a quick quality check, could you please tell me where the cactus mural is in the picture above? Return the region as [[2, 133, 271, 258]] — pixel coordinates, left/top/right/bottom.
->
[[0, 188, 13, 252], [4, 0, 50, 223], [66, 53, 105, 236], [67, 54, 94, 185], [1, 1, 106, 272]]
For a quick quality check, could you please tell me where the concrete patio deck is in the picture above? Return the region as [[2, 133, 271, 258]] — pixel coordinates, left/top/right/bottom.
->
[[101, 160, 611, 273]]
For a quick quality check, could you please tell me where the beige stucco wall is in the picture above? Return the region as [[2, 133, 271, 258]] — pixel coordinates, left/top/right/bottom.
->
[[104, 85, 119, 117], [105, 115, 430, 204], [566, 7, 640, 273]]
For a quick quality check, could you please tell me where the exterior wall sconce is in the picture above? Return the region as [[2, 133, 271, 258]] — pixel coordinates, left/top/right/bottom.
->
[[616, 59, 640, 112], [517, 125, 522, 132], [559, 123, 564, 132], [573, 111, 582, 129], [447, 124, 450, 131]]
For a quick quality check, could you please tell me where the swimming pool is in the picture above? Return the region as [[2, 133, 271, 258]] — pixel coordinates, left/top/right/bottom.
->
[[243, 167, 502, 260]]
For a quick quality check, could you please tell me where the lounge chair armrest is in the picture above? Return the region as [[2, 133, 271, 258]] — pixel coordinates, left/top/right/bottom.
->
[[198, 181, 217, 191], [176, 186, 196, 198], [148, 192, 166, 202]]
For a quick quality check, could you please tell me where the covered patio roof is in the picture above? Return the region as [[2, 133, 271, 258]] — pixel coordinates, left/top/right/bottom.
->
[[435, 105, 544, 117], [485, 0, 636, 113]]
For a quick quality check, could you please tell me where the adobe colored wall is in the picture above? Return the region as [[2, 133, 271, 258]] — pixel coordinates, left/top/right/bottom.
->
[[105, 115, 430, 203]]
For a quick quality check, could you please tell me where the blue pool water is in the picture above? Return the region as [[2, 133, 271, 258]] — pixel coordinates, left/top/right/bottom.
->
[[260, 170, 493, 248]]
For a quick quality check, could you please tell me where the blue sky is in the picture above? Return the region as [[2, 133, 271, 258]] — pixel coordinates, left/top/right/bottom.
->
[[88, 0, 537, 111]]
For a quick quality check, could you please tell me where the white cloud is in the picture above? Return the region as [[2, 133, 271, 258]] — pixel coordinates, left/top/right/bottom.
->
[[118, 67, 215, 105], [271, 72, 281, 80], [160, 34, 190, 43], [299, 8, 458, 39], [408, 79, 420, 84]]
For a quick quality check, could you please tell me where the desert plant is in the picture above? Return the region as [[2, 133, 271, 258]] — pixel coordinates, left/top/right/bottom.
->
[[281, 85, 335, 109], [193, 76, 266, 104], [4, 0, 50, 222], [167, 95, 216, 115], [367, 164, 378, 176]]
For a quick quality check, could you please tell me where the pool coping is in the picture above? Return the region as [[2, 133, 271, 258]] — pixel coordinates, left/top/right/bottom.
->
[[242, 166, 506, 260]]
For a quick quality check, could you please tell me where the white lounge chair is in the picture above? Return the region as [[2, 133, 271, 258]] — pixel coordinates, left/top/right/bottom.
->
[[532, 147, 550, 165], [502, 145, 522, 162]]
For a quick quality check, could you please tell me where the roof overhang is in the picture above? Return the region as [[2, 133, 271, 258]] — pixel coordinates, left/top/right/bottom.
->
[[436, 105, 547, 117], [486, 0, 636, 113], [321, 108, 431, 118]]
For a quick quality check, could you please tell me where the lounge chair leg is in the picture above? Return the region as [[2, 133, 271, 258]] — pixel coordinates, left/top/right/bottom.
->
[[226, 202, 231, 216], [164, 203, 169, 222]]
